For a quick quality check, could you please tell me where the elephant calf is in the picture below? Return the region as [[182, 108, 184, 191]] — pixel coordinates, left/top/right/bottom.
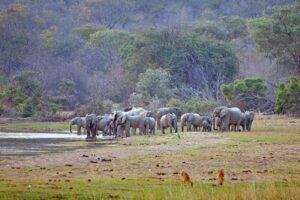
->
[[70, 117, 86, 135], [240, 111, 255, 131], [96, 114, 113, 135], [145, 117, 155, 135], [160, 113, 178, 134]]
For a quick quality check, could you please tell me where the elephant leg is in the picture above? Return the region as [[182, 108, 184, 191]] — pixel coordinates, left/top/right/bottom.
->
[[236, 123, 241, 132], [77, 126, 81, 135], [162, 127, 165, 134]]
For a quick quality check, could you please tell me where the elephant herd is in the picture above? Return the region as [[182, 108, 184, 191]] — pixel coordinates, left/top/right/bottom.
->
[[69, 106, 255, 140]]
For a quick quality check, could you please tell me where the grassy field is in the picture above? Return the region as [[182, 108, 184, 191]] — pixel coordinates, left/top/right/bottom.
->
[[0, 121, 69, 133], [0, 114, 299, 199]]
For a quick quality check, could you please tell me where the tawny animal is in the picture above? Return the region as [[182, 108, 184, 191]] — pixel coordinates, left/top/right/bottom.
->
[[179, 171, 193, 186], [216, 169, 224, 185]]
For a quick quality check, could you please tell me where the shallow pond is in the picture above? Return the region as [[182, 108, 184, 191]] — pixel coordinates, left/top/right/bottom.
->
[[0, 132, 114, 157]]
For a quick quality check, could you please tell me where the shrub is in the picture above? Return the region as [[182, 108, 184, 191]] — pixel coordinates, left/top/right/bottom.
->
[[17, 98, 36, 117], [165, 98, 183, 108], [221, 77, 267, 102], [48, 103, 61, 114], [181, 97, 220, 114], [275, 77, 300, 115]]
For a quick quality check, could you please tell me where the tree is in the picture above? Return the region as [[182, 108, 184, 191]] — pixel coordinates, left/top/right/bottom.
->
[[136, 68, 173, 102], [249, 3, 300, 75], [220, 77, 273, 111], [0, 4, 39, 76], [127, 26, 239, 100], [0, 71, 42, 116], [275, 77, 300, 114]]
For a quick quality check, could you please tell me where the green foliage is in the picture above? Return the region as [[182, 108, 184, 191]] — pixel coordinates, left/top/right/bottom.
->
[[181, 97, 220, 114], [41, 27, 81, 57], [0, 4, 38, 76], [48, 103, 61, 114], [0, 71, 42, 116], [192, 17, 248, 41], [136, 68, 172, 101], [17, 98, 36, 117], [165, 98, 183, 108], [75, 23, 107, 40], [249, 3, 300, 74], [275, 77, 300, 114], [126, 27, 238, 98], [221, 77, 267, 102]]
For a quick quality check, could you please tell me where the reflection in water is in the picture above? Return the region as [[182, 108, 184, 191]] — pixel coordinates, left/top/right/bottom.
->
[[0, 132, 114, 157]]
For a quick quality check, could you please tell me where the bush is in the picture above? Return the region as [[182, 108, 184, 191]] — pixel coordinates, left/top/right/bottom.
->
[[17, 99, 36, 117], [165, 98, 183, 108], [275, 77, 300, 115], [181, 97, 220, 115], [48, 103, 61, 114], [221, 77, 267, 102]]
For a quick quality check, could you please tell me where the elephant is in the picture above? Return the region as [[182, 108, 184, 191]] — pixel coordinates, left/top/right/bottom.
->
[[212, 106, 228, 130], [145, 117, 155, 134], [181, 113, 194, 132], [112, 107, 148, 135], [200, 116, 212, 132], [156, 107, 182, 130], [188, 113, 204, 131], [202, 119, 212, 132], [160, 113, 178, 134], [69, 117, 86, 135], [240, 111, 255, 131], [85, 113, 98, 140], [116, 114, 148, 137], [218, 107, 243, 132], [214, 117, 221, 131], [96, 114, 113, 135]]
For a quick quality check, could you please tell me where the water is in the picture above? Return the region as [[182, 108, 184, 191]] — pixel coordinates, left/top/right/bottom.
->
[[0, 132, 114, 157]]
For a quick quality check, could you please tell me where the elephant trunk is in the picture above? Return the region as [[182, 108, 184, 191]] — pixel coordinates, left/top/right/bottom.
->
[[70, 123, 73, 133]]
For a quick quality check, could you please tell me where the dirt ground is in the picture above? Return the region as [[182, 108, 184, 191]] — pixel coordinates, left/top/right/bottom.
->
[[0, 115, 300, 186]]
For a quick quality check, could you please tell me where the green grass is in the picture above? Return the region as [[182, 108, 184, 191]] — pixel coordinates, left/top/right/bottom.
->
[[0, 178, 299, 200], [0, 121, 69, 133]]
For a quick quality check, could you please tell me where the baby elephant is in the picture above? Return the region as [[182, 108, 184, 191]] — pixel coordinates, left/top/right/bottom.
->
[[160, 113, 178, 134], [145, 117, 156, 134], [241, 111, 255, 131]]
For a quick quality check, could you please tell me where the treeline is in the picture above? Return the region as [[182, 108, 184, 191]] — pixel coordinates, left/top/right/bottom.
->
[[0, 1, 299, 117]]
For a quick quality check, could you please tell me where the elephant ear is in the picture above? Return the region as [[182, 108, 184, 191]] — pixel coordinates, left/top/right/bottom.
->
[[121, 115, 127, 124], [220, 109, 228, 118]]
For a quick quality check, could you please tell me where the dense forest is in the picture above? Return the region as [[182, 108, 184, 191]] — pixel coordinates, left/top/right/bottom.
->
[[0, 0, 299, 118]]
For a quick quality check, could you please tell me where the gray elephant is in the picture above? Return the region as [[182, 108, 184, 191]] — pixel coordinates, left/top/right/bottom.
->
[[112, 107, 147, 135], [116, 114, 148, 137], [181, 113, 194, 132], [241, 111, 255, 131], [69, 117, 86, 135], [85, 114, 98, 140], [214, 117, 221, 131], [188, 113, 204, 131], [202, 119, 212, 132], [160, 113, 178, 134], [218, 107, 243, 132], [201, 116, 212, 132], [96, 114, 113, 135], [145, 117, 155, 134], [212, 106, 228, 130], [156, 107, 182, 130]]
